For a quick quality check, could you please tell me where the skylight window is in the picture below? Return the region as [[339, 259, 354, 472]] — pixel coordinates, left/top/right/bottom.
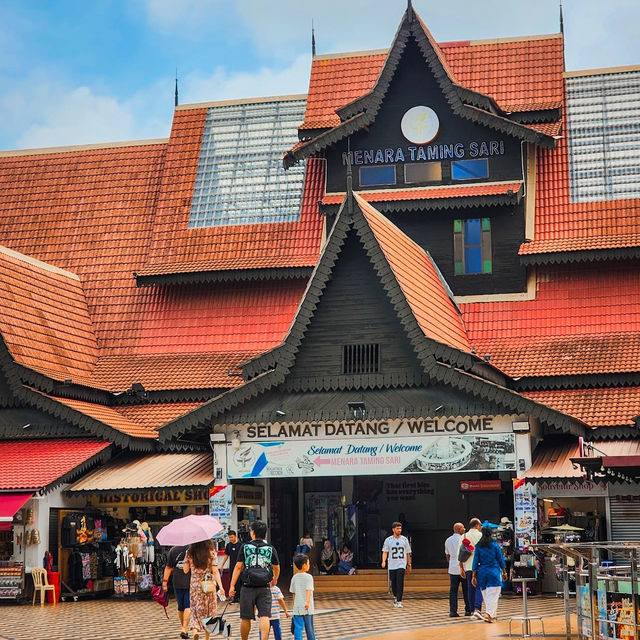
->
[[188, 98, 307, 228], [567, 70, 640, 202]]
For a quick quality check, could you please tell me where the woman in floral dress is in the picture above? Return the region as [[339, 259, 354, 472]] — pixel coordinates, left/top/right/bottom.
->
[[183, 539, 225, 640]]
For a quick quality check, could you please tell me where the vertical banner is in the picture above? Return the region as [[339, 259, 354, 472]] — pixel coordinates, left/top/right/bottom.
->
[[209, 485, 233, 539], [513, 478, 537, 548]]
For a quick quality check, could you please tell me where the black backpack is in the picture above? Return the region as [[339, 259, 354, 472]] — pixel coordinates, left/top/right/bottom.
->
[[241, 542, 274, 587]]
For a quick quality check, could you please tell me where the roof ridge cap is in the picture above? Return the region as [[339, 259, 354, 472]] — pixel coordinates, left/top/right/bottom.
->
[[176, 94, 307, 111], [462, 32, 562, 47], [312, 48, 389, 61], [0, 245, 80, 281], [0, 138, 168, 157]]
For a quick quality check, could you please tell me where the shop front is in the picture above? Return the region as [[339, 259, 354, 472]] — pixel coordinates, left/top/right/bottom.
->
[[220, 414, 534, 568], [65, 452, 214, 599], [0, 439, 112, 603]]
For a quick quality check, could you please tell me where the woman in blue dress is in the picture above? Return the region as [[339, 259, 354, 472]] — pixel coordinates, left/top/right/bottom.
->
[[471, 526, 507, 622]]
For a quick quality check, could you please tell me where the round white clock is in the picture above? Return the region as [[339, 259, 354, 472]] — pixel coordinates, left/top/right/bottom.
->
[[400, 105, 439, 144]]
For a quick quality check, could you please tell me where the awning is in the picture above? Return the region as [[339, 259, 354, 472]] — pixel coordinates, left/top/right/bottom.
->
[[526, 439, 640, 483], [0, 493, 33, 530], [321, 181, 523, 207], [0, 439, 112, 493], [67, 452, 214, 492]]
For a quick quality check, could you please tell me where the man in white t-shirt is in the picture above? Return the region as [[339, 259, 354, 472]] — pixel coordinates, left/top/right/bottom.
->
[[444, 522, 470, 617], [459, 517, 484, 618], [381, 521, 412, 608]]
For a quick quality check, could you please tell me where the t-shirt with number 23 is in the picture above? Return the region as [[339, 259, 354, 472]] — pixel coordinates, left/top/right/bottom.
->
[[382, 535, 412, 570]]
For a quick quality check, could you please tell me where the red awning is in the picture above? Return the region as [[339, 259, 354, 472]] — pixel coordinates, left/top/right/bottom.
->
[[0, 492, 33, 530]]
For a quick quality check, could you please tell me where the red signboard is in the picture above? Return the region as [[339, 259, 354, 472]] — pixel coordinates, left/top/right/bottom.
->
[[459, 480, 502, 492]]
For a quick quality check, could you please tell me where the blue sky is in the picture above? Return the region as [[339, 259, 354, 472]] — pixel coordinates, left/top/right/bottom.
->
[[1, 0, 638, 151]]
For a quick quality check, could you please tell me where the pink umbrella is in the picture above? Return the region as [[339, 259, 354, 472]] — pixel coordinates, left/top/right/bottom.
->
[[156, 514, 223, 546]]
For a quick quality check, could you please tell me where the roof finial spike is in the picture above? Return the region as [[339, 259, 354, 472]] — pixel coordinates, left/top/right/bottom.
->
[[174, 68, 179, 107], [346, 137, 353, 214], [407, 0, 414, 20], [312, 19, 316, 56], [559, 1, 564, 34]]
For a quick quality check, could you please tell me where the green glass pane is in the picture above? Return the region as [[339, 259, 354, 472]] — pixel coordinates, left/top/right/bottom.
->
[[454, 219, 463, 233], [481, 218, 491, 231], [482, 260, 492, 274], [455, 261, 464, 275]]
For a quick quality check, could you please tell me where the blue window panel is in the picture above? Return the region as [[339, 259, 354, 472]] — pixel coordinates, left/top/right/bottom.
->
[[464, 218, 481, 245], [451, 158, 489, 180], [359, 165, 396, 186], [464, 247, 483, 274]]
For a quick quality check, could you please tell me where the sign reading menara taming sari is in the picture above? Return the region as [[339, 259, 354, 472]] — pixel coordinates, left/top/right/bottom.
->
[[227, 433, 516, 479]]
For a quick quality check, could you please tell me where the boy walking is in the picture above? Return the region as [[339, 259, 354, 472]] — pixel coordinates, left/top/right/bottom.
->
[[381, 521, 412, 607], [259, 584, 290, 640], [290, 553, 316, 640]]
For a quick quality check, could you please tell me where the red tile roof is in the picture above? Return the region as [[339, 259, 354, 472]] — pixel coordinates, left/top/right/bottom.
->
[[475, 332, 640, 379], [522, 387, 640, 429], [356, 194, 472, 353], [521, 136, 640, 256], [112, 402, 206, 430], [91, 352, 260, 391], [0, 439, 110, 490], [0, 246, 98, 381], [322, 182, 522, 205], [0, 141, 310, 397], [31, 390, 159, 439], [461, 262, 640, 377], [0, 141, 166, 357], [139, 112, 324, 275], [303, 35, 563, 130]]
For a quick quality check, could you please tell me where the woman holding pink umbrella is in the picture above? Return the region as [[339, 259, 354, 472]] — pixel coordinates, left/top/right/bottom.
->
[[156, 515, 226, 640], [183, 539, 224, 640]]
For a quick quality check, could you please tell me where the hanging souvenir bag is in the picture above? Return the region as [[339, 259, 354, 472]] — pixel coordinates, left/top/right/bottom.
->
[[201, 573, 218, 593]]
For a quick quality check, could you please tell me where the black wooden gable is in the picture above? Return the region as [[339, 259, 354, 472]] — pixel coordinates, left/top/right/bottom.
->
[[158, 195, 585, 443], [284, 6, 555, 170]]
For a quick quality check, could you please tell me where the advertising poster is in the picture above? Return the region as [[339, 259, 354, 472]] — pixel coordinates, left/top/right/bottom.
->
[[577, 585, 592, 638], [209, 485, 232, 539], [605, 593, 638, 640], [227, 433, 515, 478], [513, 478, 537, 548]]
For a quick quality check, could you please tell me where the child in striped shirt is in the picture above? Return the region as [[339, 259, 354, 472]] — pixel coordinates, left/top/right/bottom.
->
[[258, 584, 289, 640]]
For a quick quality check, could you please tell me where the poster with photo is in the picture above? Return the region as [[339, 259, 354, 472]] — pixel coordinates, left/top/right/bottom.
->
[[513, 478, 537, 548], [209, 485, 232, 539]]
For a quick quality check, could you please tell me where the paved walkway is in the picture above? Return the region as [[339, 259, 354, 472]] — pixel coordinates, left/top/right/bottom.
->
[[0, 591, 574, 640]]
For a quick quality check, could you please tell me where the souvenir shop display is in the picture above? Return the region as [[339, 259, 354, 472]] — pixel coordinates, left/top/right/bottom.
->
[[0, 562, 24, 601], [59, 510, 118, 600], [112, 520, 163, 597]]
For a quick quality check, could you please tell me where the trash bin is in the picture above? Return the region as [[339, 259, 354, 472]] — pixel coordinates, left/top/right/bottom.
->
[[46, 571, 60, 603]]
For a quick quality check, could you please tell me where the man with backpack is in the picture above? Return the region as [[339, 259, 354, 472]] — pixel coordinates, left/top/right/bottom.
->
[[229, 521, 280, 640]]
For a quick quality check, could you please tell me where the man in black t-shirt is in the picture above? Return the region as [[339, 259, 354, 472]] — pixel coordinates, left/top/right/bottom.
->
[[162, 545, 191, 639], [229, 521, 280, 640], [221, 530, 241, 601]]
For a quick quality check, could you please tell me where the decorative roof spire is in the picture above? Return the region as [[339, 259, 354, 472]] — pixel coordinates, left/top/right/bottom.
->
[[174, 69, 179, 107], [407, 0, 414, 20], [559, 1, 564, 34], [312, 19, 316, 56]]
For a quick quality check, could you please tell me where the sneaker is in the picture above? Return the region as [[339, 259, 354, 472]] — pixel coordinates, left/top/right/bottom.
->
[[180, 634, 190, 639], [393, 598, 398, 607], [449, 612, 460, 617], [396, 601, 403, 608], [472, 611, 483, 620]]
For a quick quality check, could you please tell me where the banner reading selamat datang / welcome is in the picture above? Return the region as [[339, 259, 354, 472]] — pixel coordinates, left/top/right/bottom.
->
[[227, 433, 516, 478]]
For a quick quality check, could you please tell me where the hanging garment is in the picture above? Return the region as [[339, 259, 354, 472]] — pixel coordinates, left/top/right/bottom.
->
[[81, 553, 91, 581]]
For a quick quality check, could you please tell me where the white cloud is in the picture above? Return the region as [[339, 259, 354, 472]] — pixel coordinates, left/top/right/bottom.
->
[[181, 53, 311, 105]]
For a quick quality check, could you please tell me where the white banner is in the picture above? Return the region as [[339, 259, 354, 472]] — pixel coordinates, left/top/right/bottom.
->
[[227, 433, 516, 478]]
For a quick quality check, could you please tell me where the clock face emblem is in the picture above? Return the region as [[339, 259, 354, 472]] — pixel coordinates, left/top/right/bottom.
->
[[400, 106, 439, 144]]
